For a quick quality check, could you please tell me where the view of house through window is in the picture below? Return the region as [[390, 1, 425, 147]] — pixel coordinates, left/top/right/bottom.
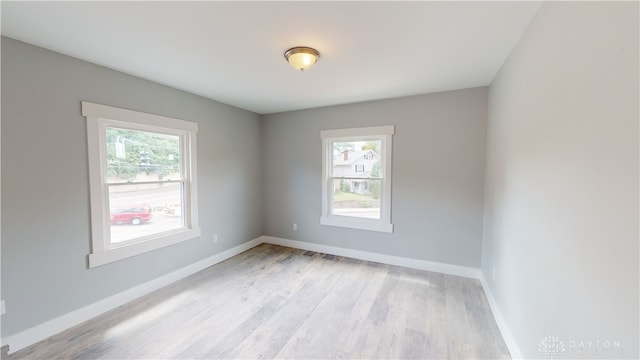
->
[[331, 140, 382, 219], [321, 125, 393, 233], [106, 127, 185, 244]]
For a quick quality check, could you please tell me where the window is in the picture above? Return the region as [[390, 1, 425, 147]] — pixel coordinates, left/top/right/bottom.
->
[[321, 125, 394, 233], [83, 102, 200, 267]]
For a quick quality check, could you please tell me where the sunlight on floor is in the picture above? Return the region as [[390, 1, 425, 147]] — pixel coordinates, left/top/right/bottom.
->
[[401, 273, 436, 287], [105, 291, 192, 338]]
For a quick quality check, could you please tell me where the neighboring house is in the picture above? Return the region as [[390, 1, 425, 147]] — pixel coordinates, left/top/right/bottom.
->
[[333, 150, 380, 194]]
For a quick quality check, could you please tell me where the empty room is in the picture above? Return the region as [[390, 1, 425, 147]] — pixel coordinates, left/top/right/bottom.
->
[[1, 1, 638, 359]]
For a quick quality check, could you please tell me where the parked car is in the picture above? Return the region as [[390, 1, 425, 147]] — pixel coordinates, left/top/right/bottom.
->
[[110, 205, 152, 225]]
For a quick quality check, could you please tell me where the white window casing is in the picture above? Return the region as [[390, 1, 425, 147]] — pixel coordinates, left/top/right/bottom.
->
[[321, 125, 394, 233], [83, 101, 200, 267]]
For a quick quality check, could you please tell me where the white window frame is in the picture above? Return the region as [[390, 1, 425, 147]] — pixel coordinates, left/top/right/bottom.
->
[[83, 101, 200, 268], [321, 125, 394, 233]]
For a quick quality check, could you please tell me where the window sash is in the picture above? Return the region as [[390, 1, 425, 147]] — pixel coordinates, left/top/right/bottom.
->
[[103, 125, 187, 183], [105, 180, 188, 247], [101, 126, 191, 247], [329, 178, 383, 220], [331, 176, 382, 180], [105, 179, 184, 186]]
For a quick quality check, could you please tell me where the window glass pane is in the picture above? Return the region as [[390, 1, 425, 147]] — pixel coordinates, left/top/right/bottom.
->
[[332, 140, 382, 178], [109, 182, 184, 244], [332, 179, 381, 219], [106, 127, 181, 183]]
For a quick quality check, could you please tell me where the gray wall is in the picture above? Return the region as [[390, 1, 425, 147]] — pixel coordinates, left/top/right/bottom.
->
[[483, 2, 639, 358], [261, 88, 487, 267], [1, 37, 262, 336]]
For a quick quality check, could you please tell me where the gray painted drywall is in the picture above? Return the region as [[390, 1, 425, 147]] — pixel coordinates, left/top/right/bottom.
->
[[261, 88, 487, 267], [1, 37, 262, 336], [483, 2, 639, 358]]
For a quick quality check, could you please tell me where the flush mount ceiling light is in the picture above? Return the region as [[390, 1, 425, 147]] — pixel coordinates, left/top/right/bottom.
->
[[284, 47, 320, 71]]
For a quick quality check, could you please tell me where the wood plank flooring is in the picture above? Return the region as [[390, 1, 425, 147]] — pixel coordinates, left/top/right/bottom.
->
[[7, 244, 510, 359]]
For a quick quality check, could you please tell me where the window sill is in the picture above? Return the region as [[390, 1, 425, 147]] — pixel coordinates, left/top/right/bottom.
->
[[320, 216, 393, 233], [89, 227, 201, 268]]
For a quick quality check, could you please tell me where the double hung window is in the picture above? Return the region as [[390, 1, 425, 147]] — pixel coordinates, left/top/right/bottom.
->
[[83, 102, 200, 267], [321, 126, 394, 233]]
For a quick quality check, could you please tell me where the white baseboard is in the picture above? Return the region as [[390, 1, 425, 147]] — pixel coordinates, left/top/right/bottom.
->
[[264, 236, 523, 358], [3, 235, 521, 359], [262, 236, 482, 279], [478, 273, 523, 359], [2, 237, 263, 354]]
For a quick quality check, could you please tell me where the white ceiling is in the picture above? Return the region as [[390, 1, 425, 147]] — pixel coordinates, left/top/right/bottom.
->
[[1, 1, 541, 115]]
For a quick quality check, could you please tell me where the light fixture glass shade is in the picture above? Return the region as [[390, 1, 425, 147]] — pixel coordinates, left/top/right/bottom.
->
[[284, 47, 320, 71]]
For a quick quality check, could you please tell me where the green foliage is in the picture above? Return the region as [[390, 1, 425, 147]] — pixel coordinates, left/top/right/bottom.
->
[[369, 180, 380, 199], [361, 141, 380, 153], [368, 161, 381, 200], [370, 161, 381, 178], [339, 179, 351, 192], [106, 127, 180, 181]]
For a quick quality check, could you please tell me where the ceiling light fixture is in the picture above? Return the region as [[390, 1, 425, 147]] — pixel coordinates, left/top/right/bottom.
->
[[284, 47, 320, 71]]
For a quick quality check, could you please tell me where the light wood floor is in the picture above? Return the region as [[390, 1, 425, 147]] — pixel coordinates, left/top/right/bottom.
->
[[7, 244, 510, 359]]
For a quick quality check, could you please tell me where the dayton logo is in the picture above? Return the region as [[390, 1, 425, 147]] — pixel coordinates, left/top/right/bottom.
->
[[538, 335, 566, 358]]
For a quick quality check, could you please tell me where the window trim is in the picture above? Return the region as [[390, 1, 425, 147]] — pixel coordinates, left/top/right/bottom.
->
[[320, 125, 394, 233], [83, 101, 200, 268]]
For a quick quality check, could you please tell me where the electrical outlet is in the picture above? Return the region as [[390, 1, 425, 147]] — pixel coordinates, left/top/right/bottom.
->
[[213, 234, 219, 243], [1, 300, 5, 315], [293, 223, 297, 231]]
